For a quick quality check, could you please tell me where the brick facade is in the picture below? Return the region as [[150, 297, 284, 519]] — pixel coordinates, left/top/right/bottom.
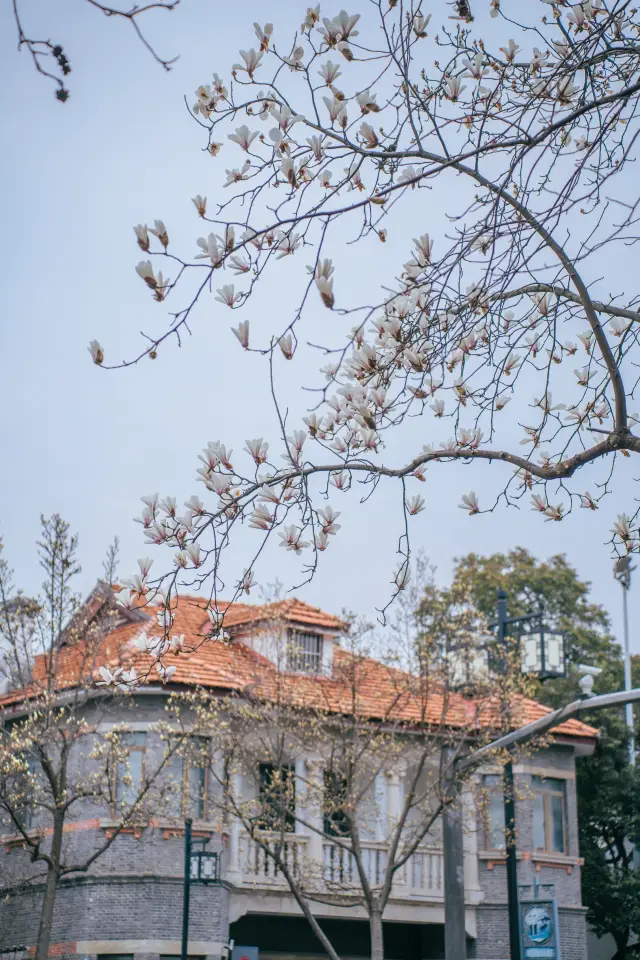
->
[[0, 698, 589, 959]]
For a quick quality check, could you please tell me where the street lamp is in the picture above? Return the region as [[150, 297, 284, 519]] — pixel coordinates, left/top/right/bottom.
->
[[181, 819, 221, 960], [488, 590, 568, 960], [613, 555, 636, 766]]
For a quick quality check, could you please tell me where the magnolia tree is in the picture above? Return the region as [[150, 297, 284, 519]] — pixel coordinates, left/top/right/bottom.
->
[[92, 0, 640, 651], [0, 518, 183, 960], [172, 592, 533, 960]]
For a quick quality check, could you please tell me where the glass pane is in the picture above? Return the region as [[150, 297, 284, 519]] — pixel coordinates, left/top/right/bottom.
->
[[117, 750, 144, 806], [545, 634, 564, 674], [122, 732, 146, 748], [165, 753, 184, 817], [532, 793, 546, 850], [521, 633, 541, 674], [550, 793, 565, 853], [483, 775, 505, 849], [189, 763, 207, 819]]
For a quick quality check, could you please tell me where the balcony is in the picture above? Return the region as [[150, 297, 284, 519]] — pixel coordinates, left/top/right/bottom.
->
[[229, 832, 445, 901]]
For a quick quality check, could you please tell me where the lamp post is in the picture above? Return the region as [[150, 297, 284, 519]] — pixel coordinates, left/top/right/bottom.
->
[[181, 819, 221, 960], [614, 556, 636, 766], [488, 590, 567, 960]]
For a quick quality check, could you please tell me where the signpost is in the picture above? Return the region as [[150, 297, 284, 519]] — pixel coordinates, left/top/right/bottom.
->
[[519, 883, 562, 960]]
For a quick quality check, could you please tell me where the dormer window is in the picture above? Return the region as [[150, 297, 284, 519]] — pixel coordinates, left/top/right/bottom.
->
[[287, 630, 322, 674]]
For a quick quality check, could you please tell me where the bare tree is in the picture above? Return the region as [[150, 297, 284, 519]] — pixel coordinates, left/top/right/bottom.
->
[[170, 592, 534, 960], [0, 517, 183, 960], [89, 0, 640, 631], [11, 0, 179, 101]]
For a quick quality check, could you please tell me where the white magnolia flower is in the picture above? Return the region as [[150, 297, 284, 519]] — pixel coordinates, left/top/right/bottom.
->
[[499, 39, 521, 62], [283, 46, 305, 70], [530, 47, 546, 74], [574, 365, 594, 387], [278, 524, 309, 553], [489, 0, 500, 17], [302, 5, 321, 32], [609, 318, 630, 337], [459, 491, 480, 514], [278, 333, 294, 359], [156, 663, 177, 683], [544, 504, 564, 522], [185, 543, 202, 567], [215, 284, 242, 307], [281, 157, 297, 187], [135, 260, 157, 289], [97, 665, 123, 687], [430, 398, 445, 417], [195, 233, 224, 266], [446, 76, 466, 101], [413, 13, 431, 36], [307, 135, 325, 162], [232, 319, 250, 349], [406, 495, 425, 515], [531, 494, 547, 512], [398, 165, 419, 187], [318, 505, 341, 535], [315, 531, 330, 551], [245, 438, 269, 464], [556, 76, 577, 104], [356, 89, 379, 113], [323, 95, 348, 125], [319, 60, 342, 85], [462, 53, 489, 80], [224, 160, 251, 187], [580, 492, 598, 511], [249, 504, 274, 529], [394, 564, 411, 591], [88, 339, 104, 365], [134, 224, 150, 251], [239, 570, 257, 594], [253, 21, 273, 51], [318, 170, 332, 188], [234, 48, 263, 78], [191, 195, 207, 216], [228, 125, 259, 151], [316, 274, 335, 308], [613, 515, 632, 540], [150, 219, 168, 248]]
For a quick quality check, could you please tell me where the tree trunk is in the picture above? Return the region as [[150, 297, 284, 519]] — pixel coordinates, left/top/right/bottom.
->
[[370, 909, 384, 960], [35, 814, 64, 960]]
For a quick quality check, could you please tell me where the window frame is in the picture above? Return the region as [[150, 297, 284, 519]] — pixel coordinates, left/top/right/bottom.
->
[[481, 773, 506, 852], [112, 731, 146, 814], [532, 775, 567, 855], [323, 770, 351, 838], [286, 629, 323, 674], [258, 762, 296, 832]]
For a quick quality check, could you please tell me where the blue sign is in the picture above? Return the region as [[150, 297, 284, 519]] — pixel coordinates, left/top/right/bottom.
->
[[519, 884, 561, 960], [524, 905, 552, 943]]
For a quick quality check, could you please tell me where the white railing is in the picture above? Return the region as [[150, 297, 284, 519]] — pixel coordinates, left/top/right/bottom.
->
[[231, 832, 445, 900], [322, 840, 444, 899], [237, 831, 308, 886]]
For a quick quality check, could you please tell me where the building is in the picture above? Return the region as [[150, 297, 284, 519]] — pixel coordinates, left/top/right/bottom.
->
[[0, 588, 598, 960]]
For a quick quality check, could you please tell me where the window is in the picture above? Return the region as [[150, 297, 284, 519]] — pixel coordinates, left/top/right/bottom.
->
[[324, 771, 350, 838], [532, 776, 567, 855], [287, 630, 322, 674], [482, 774, 505, 850], [166, 736, 209, 820], [114, 732, 146, 808], [258, 763, 295, 831], [97, 955, 134, 960]]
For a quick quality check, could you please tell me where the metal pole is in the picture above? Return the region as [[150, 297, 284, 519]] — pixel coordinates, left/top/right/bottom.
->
[[497, 589, 522, 960], [443, 799, 467, 960], [181, 818, 192, 960], [620, 580, 636, 766]]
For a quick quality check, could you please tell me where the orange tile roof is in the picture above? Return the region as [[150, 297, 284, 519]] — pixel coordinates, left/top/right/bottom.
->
[[0, 594, 598, 743]]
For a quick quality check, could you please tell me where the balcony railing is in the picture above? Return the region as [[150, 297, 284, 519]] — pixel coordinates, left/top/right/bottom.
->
[[237, 831, 308, 886], [231, 832, 444, 900], [322, 841, 444, 899]]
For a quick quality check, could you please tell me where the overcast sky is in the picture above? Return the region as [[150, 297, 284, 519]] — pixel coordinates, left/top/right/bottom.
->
[[1, 0, 639, 655]]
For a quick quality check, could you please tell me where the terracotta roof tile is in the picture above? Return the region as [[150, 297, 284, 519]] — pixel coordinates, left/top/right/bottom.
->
[[0, 594, 598, 743]]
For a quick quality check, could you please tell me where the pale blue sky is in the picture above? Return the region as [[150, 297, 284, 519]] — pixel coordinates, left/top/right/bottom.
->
[[1, 0, 639, 653]]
